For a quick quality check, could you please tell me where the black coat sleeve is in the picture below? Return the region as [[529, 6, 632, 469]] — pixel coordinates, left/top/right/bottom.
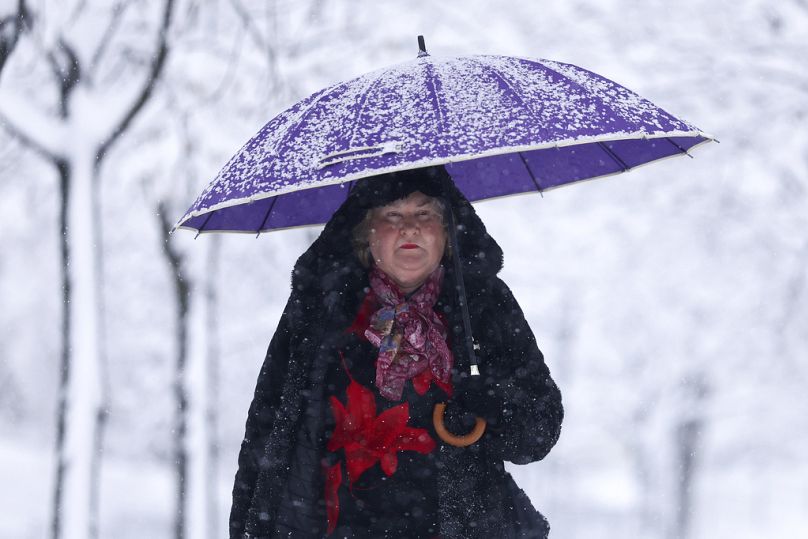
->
[[475, 278, 564, 465], [229, 309, 292, 538]]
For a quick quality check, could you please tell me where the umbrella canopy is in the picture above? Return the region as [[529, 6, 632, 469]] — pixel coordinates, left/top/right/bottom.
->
[[174, 39, 714, 234]]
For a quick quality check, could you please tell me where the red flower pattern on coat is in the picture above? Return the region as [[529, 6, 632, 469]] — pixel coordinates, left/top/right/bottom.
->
[[327, 378, 436, 484], [325, 291, 451, 535], [323, 461, 341, 535]]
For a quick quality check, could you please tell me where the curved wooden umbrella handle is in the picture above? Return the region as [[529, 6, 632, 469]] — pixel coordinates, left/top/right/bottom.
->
[[433, 402, 487, 447]]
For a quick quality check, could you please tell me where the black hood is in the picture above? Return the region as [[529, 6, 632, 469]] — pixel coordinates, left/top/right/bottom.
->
[[289, 165, 504, 328]]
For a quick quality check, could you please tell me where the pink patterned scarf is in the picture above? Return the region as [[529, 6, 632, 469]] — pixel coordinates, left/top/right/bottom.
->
[[365, 265, 453, 401]]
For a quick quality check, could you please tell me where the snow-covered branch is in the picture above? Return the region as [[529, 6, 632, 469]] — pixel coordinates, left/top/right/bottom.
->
[[0, 0, 31, 78], [96, 0, 175, 163], [86, 1, 131, 86], [0, 87, 66, 161], [226, 0, 273, 53], [47, 36, 81, 117]]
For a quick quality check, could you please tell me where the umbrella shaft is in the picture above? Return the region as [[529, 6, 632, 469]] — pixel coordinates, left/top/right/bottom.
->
[[444, 198, 480, 376]]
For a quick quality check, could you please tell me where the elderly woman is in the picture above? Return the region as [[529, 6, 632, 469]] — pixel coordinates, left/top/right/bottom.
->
[[230, 166, 563, 538]]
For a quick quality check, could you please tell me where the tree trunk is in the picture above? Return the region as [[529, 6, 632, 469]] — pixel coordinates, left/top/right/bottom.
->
[[159, 204, 213, 539], [52, 159, 70, 539], [628, 410, 664, 539], [670, 374, 709, 539], [52, 150, 104, 539], [160, 218, 189, 539], [205, 236, 221, 537], [673, 416, 702, 539], [184, 242, 212, 539]]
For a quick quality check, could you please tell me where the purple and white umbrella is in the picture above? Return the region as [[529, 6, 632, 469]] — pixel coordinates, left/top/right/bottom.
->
[[174, 37, 714, 234]]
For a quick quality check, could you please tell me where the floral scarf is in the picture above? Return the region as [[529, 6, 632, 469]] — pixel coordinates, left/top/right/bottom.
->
[[365, 265, 453, 401]]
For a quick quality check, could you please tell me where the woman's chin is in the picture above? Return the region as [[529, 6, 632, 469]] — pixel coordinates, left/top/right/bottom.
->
[[387, 269, 436, 292]]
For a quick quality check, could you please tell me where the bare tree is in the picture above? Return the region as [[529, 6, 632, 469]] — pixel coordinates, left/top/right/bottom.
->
[[148, 2, 354, 533], [156, 201, 191, 539], [0, 0, 30, 77], [0, 1, 175, 537], [152, 111, 218, 539]]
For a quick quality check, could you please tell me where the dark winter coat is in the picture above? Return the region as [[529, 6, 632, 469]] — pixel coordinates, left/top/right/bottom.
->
[[230, 167, 564, 538]]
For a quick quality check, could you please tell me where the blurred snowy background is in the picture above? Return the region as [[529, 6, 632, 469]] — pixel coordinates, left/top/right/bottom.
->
[[1, 1, 806, 538]]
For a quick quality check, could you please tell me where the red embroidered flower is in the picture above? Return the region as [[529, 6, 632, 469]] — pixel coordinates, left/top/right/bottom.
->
[[327, 379, 436, 483], [324, 374, 436, 534], [411, 367, 453, 397], [323, 461, 341, 535]]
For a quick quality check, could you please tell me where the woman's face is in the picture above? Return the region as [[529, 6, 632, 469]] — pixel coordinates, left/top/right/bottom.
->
[[368, 191, 447, 294]]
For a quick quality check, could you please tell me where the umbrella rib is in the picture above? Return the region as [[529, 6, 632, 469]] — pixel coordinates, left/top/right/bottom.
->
[[597, 142, 630, 172], [424, 60, 446, 131], [194, 211, 215, 239], [273, 80, 351, 155], [517, 152, 544, 197], [347, 75, 385, 147], [473, 59, 541, 119], [487, 57, 632, 178], [519, 57, 637, 133], [255, 196, 279, 237], [665, 137, 694, 158]]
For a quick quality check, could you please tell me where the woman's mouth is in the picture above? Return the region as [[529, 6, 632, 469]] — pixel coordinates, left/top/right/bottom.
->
[[400, 243, 419, 249]]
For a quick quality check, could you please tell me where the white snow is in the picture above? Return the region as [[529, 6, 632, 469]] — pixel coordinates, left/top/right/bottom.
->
[[2, 1, 807, 539]]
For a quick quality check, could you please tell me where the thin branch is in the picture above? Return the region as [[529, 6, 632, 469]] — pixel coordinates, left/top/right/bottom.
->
[[227, 0, 275, 63], [0, 0, 31, 77], [0, 1, 66, 162], [96, 0, 175, 165], [184, 18, 245, 109], [46, 36, 82, 117], [67, 0, 89, 27], [0, 89, 64, 161], [86, 0, 131, 87]]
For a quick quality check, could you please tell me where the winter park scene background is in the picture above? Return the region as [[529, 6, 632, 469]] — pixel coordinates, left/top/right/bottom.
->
[[1, 1, 807, 538]]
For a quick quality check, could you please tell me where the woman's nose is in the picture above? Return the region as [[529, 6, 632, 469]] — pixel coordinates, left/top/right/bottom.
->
[[399, 215, 419, 234]]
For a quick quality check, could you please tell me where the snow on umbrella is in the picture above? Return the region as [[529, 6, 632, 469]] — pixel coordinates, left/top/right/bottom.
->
[[173, 36, 714, 235]]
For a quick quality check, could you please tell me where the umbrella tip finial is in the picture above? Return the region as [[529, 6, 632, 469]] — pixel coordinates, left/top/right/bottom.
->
[[417, 35, 428, 57]]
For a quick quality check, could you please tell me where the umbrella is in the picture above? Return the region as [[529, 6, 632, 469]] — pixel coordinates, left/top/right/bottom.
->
[[173, 36, 714, 236], [174, 37, 715, 446]]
